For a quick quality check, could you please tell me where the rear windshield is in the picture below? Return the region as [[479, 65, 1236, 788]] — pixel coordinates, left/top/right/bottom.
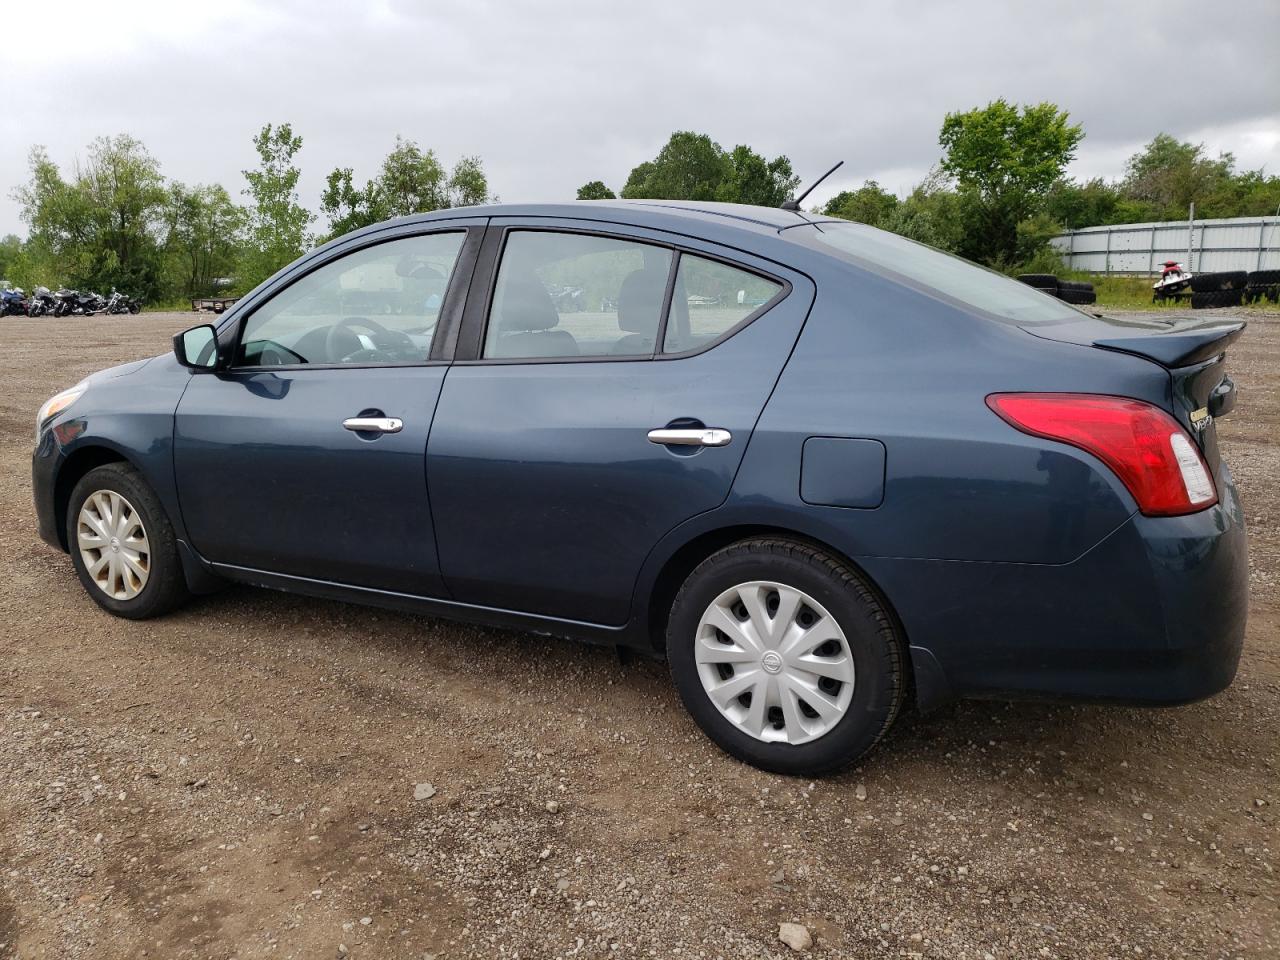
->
[[800, 221, 1082, 325]]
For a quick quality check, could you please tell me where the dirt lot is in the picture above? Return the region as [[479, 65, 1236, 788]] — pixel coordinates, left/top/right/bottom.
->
[[0, 310, 1276, 959]]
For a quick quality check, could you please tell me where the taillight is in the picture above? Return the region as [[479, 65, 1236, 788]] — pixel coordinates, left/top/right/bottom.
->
[[986, 393, 1217, 517]]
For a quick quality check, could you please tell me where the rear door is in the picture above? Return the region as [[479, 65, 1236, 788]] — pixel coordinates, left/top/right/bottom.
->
[[426, 218, 815, 625], [174, 221, 484, 595]]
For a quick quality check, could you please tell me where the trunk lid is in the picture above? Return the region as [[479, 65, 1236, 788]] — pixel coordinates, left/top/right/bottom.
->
[[1021, 313, 1245, 472]]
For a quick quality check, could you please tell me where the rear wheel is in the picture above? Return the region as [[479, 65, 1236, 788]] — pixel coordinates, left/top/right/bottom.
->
[[667, 539, 905, 775], [67, 463, 190, 619]]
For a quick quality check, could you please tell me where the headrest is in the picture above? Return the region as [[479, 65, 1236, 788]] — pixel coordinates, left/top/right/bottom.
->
[[617, 268, 667, 333], [497, 277, 560, 332]]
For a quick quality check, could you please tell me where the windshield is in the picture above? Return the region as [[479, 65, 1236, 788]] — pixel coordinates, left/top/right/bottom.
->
[[801, 221, 1083, 326]]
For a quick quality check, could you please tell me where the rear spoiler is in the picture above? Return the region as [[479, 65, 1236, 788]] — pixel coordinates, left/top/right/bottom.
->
[[1093, 320, 1246, 368]]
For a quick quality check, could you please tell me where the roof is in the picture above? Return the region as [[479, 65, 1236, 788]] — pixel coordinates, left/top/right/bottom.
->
[[382, 199, 839, 237]]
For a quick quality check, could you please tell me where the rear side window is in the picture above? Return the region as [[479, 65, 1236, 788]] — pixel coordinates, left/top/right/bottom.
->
[[805, 221, 1080, 325], [662, 255, 783, 354], [484, 232, 673, 359]]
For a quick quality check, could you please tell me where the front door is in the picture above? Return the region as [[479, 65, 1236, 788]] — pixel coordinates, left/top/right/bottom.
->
[[427, 221, 814, 624], [174, 225, 480, 595]]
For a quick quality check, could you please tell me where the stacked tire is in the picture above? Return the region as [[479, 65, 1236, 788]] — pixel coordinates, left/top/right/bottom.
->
[[1016, 274, 1096, 305], [1057, 279, 1096, 305], [1190, 271, 1248, 309], [1245, 269, 1280, 305]]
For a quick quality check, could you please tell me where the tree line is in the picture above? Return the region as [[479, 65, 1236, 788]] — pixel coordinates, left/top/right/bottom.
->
[[6, 101, 1278, 302], [3, 123, 492, 303], [582, 101, 1280, 271]]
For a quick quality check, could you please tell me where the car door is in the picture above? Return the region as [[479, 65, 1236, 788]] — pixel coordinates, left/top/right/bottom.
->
[[173, 221, 484, 595], [426, 219, 815, 625]]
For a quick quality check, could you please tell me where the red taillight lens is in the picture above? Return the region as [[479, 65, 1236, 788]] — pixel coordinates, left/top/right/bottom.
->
[[986, 393, 1217, 517]]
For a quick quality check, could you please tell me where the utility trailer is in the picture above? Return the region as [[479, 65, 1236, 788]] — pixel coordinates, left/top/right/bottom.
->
[[191, 297, 240, 314]]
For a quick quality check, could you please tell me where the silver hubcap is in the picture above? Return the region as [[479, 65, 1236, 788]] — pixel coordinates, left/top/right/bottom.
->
[[77, 490, 150, 601], [695, 581, 855, 745]]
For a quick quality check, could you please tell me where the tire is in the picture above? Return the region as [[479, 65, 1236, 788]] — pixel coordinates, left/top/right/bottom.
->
[[1017, 273, 1058, 289], [1190, 271, 1248, 293], [666, 538, 905, 776], [66, 463, 190, 620], [129, 303, 141, 314], [1191, 290, 1244, 309], [1245, 283, 1280, 305], [1057, 279, 1095, 293], [1060, 289, 1097, 305], [1247, 269, 1280, 286]]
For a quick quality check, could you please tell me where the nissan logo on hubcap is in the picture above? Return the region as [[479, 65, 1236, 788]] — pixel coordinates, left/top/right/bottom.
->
[[761, 651, 783, 675]]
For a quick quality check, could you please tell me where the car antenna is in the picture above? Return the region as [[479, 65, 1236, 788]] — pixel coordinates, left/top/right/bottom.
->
[[781, 160, 844, 211]]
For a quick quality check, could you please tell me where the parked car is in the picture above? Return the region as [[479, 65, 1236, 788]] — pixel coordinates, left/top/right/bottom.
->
[[31, 202, 1248, 774]]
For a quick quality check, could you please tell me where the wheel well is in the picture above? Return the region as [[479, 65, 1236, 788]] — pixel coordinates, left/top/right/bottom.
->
[[645, 525, 911, 661], [53, 447, 129, 550]]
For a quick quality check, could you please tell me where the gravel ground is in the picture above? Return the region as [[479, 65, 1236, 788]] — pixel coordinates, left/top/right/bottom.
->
[[0, 309, 1276, 959]]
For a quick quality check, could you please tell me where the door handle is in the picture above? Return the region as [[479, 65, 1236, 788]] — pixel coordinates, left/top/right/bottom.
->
[[647, 427, 732, 447], [343, 417, 403, 434]]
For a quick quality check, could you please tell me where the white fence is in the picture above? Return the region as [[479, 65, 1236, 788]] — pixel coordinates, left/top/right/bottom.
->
[[1051, 216, 1280, 275]]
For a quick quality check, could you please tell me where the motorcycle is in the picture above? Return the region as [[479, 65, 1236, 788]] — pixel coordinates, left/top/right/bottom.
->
[[53, 288, 104, 316], [27, 286, 55, 317], [1153, 260, 1193, 301], [103, 290, 142, 315], [0, 285, 28, 316]]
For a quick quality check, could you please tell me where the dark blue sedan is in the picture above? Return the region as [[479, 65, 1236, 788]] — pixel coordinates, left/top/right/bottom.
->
[[32, 202, 1248, 774]]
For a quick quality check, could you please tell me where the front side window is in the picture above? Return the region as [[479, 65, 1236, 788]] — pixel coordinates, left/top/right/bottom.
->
[[662, 255, 783, 354], [236, 232, 465, 366], [484, 232, 673, 359]]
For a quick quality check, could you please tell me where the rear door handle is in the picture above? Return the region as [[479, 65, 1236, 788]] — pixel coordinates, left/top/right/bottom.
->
[[343, 417, 403, 434], [647, 427, 732, 447]]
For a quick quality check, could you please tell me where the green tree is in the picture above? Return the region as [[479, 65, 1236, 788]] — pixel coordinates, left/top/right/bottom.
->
[[320, 138, 489, 239], [1043, 177, 1130, 229], [0, 234, 22, 281], [240, 123, 314, 288], [717, 145, 798, 207], [165, 183, 246, 297], [1121, 134, 1236, 221], [621, 132, 797, 206], [622, 132, 727, 200], [879, 169, 968, 254], [449, 155, 490, 208], [576, 180, 616, 200], [822, 180, 900, 227], [13, 136, 171, 298], [377, 137, 450, 217], [939, 99, 1083, 265]]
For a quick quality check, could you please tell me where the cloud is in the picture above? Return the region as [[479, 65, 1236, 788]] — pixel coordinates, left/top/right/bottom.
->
[[3, 0, 1278, 234]]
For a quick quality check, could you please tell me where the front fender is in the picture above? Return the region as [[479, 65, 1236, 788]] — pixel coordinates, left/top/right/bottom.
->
[[37, 355, 191, 544]]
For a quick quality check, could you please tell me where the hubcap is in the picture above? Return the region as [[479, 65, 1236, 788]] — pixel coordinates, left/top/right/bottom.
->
[[694, 581, 855, 745], [76, 490, 150, 601]]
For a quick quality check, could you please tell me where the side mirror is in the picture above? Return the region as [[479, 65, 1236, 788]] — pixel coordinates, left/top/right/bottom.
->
[[174, 324, 220, 370]]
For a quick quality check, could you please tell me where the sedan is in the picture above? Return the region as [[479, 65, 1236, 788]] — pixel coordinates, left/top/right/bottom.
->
[[32, 201, 1248, 774]]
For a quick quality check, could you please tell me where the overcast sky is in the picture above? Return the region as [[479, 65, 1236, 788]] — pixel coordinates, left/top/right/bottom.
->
[[4, 0, 1278, 236]]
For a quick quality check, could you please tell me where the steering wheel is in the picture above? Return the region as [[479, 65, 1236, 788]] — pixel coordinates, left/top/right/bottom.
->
[[324, 316, 414, 363]]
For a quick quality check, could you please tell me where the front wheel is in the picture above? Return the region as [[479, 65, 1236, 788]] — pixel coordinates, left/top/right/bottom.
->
[[67, 463, 190, 619], [667, 539, 906, 775]]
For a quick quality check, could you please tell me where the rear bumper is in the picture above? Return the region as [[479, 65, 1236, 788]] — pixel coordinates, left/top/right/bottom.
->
[[869, 462, 1248, 708]]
